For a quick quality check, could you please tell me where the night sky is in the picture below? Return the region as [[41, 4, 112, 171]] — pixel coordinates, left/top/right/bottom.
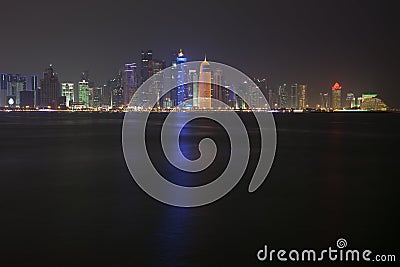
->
[[1, 0, 399, 107]]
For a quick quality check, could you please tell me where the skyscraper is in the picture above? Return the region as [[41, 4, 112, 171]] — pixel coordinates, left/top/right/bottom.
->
[[212, 68, 223, 102], [110, 70, 124, 108], [290, 83, 299, 109], [61, 82, 74, 107], [199, 57, 212, 109], [7, 74, 27, 107], [320, 92, 330, 109], [298, 84, 307, 109], [123, 63, 137, 105], [151, 60, 165, 109], [78, 80, 89, 108], [346, 93, 355, 109], [40, 65, 60, 108], [278, 84, 288, 109], [176, 49, 187, 106], [140, 50, 153, 84], [331, 82, 342, 109], [0, 74, 8, 107], [189, 69, 199, 108], [30, 75, 39, 107]]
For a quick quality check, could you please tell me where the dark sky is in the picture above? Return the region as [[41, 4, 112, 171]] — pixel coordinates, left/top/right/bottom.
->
[[1, 0, 399, 107]]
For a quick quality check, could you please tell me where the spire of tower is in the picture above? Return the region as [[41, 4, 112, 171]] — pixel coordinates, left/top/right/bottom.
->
[[204, 53, 207, 62]]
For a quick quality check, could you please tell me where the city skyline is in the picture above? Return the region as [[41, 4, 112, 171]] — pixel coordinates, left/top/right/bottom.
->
[[0, 1, 398, 107], [0, 58, 390, 112]]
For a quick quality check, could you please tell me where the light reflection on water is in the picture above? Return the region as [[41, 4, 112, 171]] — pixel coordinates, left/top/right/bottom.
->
[[0, 112, 399, 266]]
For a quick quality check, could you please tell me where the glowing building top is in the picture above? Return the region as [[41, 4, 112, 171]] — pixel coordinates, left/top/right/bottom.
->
[[332, 82, 342, 91], [176, 48, 187, 64]]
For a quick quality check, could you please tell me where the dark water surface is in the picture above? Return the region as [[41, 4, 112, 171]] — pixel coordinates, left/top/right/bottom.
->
[[0, 112, 399, 266]]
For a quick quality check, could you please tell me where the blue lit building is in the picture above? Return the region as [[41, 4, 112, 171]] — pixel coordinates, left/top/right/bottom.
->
[[176, 49, 187, 106]]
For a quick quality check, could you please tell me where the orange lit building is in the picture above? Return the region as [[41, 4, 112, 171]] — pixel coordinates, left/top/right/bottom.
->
[[199, 58, 212, 109]]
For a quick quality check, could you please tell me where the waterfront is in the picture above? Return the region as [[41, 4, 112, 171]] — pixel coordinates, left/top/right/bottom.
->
[[0, 112, 398, 266]]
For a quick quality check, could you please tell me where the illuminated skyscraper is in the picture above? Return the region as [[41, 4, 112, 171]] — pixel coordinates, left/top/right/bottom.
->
[[30, 75, 39, 107], [212, 68, 223, 101], [0, 74, 8, 107], [290, 83, 299, 109], [189, 69, 199, 108], [199, 57, 212, 109], [346, 93, 355, 109], [176, 49, 187, 106], [331, 82, 342, 109], [298, 84, 307, 109], [278, 83, 288, 108], [320, 92, 330, 109], [151, 59, 166, 109], [140, 50, 153, 84], [78, 80, 89, 108], [123, 63, 137, 105], [110, 70, 124, 108], [40, 65, 60, 108], [61, 82, 74, 107]]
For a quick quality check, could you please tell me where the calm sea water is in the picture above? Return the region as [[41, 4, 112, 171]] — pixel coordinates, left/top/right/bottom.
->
[[0, 112, 399, 266]]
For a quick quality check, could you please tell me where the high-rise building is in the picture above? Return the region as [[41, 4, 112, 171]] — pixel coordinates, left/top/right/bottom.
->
[[30, 75, 38, 107], [110, 70, 124, 108], [40, 65, 60, 108], [278, 84, 288, 109], [253, 78, 268, 99], [61, 82, 74, 107], [123, 63, 137, 105], [320, 92, 330, 109], [267, 87, 278, 109], [92, 87, 102, 108], [176, 49, 187, 106], [290, 83, 299, 109], [212, 68, 223, 102], [346, 93, 355, 109], [0, 74, 8, 107], [140, 50, 153, 84], [7, 74, 27, 107], [298, 84, 307, 109], [78, 80, 89, 108], [189, 69, 199, 108], [199, 57, 212, 109], [151, 60, 165, 109], [331, 82, 342, 109]]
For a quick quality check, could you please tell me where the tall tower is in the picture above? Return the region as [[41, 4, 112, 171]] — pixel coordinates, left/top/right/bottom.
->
[[199, 57, 212, 109], [0, 74, 8, 107], [140, 50, 153, 84], [298, 84, 307, 109], [331, 82, 342, 109], [189, 69, 199, 108], [61, 82, 74, 107], [78, 80, 89, 108], [290, 83, 298, 109], [123, 63, 137, 105], [212, 68, 223, 102], [176, 49, 187, 106], [278, 83, 288, 109], [40, 65, 60, 108]]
